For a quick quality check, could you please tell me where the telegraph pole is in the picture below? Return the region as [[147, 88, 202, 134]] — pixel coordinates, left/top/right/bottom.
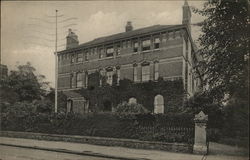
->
[[54, 9, 58, 113], [27, 10, 77, 114]]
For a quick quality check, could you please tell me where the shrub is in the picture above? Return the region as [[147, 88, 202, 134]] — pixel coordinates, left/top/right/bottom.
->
[[115, 102, 149, 114]]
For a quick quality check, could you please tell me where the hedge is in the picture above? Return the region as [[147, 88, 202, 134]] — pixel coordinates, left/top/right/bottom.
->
[[1, 112, 194, 144]]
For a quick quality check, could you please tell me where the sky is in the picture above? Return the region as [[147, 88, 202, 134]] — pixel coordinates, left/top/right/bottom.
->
[[1, 1, 205, 87]]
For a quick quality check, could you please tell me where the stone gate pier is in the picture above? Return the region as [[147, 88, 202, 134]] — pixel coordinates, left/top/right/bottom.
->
[[193, 111, 208, 154]]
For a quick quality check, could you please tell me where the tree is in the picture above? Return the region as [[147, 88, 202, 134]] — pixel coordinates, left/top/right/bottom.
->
[[0, 62, 49, 103], [194, 0, 249, 102]]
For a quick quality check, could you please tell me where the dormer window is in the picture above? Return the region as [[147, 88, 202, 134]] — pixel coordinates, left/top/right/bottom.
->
[[142, 39, 151, 51], [106, 47, 114, 57], [154, 37, 160, 49]]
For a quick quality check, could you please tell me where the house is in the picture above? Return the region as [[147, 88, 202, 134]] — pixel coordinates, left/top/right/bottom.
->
[[57, 1, 202, 113]]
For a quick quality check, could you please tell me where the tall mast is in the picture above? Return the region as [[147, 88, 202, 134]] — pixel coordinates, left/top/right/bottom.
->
[[55, 9, 58, 113]]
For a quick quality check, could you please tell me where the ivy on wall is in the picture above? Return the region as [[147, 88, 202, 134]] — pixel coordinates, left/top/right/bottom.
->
[[78, 72, 184, 113]]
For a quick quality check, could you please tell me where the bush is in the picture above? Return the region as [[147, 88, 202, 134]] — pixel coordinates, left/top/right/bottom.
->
[[115, 102, 149, 114]]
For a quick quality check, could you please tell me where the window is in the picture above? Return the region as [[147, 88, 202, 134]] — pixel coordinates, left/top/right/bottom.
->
[[71, 54, 76, 63], [106, 71, 113, 85], [127, 40, 131, 48], [133, 65, 138, 82], [85, 71, 88, 88], [122, 41, 126, 49], [70, 74, 74, 88], [116, 68, 120, 85], [85, 53, 88, 61], [94, 48, 97, 55], [99, 69, 105, 86], [154, 62, 159, 80], [142, 65, 150, 82], [154, 37, 160, 49], [116, 45, 121, 55], [77, 53, 83, 62], [99, 48, 104, 59], [106, 47, 114, 57], [142, 39, 151, 51], [133, 41, 138, 52], [76, 72, 83, 88]]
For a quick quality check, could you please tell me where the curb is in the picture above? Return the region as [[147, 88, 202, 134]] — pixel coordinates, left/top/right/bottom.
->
[[0, 143, 149, 160]]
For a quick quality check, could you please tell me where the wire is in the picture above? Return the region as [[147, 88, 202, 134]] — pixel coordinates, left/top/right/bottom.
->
[[62, 23, 77, 28], [30, 17, 55, 24], [58, 17, 78, 23], [44, 14, 64, 18]]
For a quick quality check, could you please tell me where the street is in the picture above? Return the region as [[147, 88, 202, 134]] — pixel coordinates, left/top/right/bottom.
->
[[0, 136, 248, 160], [0, 145, 112, 160]]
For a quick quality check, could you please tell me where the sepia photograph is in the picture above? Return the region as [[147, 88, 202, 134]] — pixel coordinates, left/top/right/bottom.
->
[[0, 0, 249, 160]]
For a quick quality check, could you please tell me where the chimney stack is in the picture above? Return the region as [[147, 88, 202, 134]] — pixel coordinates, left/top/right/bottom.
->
[[66, 29, 79, 49], [125, 21, 133, 32]]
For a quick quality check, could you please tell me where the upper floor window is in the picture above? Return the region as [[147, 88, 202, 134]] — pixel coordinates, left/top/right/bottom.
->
[[76, 72, 83, 88], [70, 74, 74, 88], [122, 41, 127, 49], [142, 39, 151, 51], [127, 40, 131, 48], [94, 48, 97, 55], [85, 52, 89, 61], [99, 48, 104, 59], [142, 64, 150, 82], [154, 37, 160, 49], [71, 54, 76, 63], [116, 45, 121, 55], [133, 41, 138, 52], [77, 53, 83, 62], [106, 47, 114, 57]]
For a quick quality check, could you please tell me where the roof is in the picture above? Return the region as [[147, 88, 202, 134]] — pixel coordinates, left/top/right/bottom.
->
[[58, 24, 185, 53]]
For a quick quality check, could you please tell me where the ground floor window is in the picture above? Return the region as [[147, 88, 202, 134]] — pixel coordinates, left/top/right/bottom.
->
[[142, 65, 150, 82], [76, 72, 84, 88]]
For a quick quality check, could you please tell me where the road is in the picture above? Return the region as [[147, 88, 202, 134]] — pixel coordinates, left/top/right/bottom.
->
[[0, 145, 113, 160]]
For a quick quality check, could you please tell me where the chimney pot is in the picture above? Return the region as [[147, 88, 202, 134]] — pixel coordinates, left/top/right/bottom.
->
[[125, 21, 133, 32]]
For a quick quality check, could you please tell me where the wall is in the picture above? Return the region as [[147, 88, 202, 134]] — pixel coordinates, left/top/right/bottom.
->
[[0, 131, 193, 153], [57, 28, 186, 90]]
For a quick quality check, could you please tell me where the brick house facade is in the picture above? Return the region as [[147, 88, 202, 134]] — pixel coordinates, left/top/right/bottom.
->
[[57, 1, 202, 113]]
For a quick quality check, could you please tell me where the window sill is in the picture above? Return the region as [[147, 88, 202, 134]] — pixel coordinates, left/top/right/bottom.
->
[[141, 50, 151, 53], [153, 49, 160, 51], [98, 56, 114, 61]]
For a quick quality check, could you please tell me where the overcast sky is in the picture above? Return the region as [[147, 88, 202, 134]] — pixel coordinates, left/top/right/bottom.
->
[[1, 1, 205, 87]]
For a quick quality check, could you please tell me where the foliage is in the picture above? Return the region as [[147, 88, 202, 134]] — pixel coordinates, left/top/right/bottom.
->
[[222, 98, 249, 138], [115, 102, 149, 114], [78, 78, 184, 113], [193, 0, 249, 102], [44, 89, 68, 113], [0, 62, 49, 103], [1, 112, 194, 144]]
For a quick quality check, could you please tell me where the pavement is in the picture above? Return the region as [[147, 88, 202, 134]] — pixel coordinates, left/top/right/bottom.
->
[[0, 137, 249, 160]]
